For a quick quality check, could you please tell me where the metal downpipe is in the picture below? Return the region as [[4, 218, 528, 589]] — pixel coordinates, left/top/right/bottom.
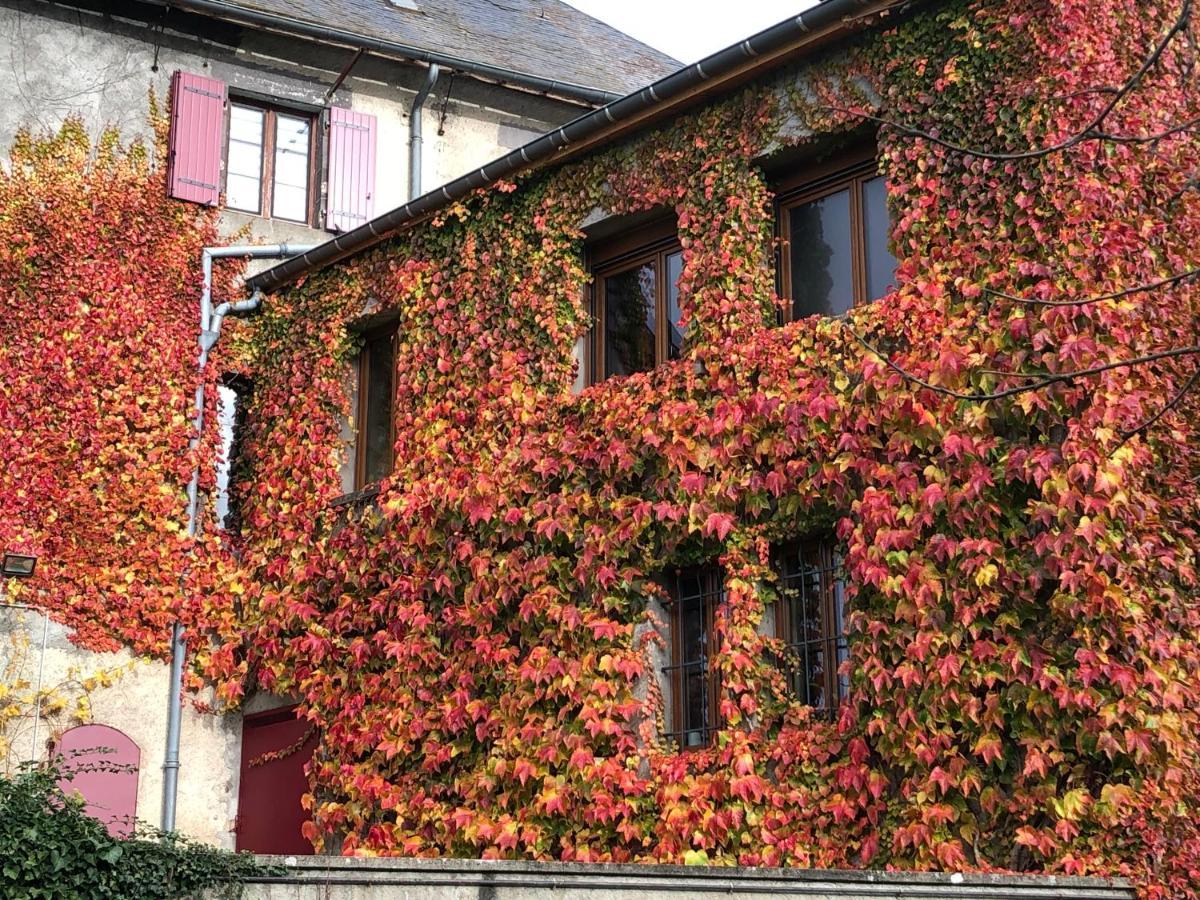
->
[[408, 64, 440, 201], [161, 245, 315, 834]]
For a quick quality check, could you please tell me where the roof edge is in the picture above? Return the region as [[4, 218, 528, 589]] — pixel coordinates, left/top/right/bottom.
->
[[246, 0, 905, 294], [164, 0, 623, 106]]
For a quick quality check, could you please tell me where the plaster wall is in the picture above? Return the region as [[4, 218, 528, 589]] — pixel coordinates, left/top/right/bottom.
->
[[0, 606, 241, 847], [0, 0, 579, 260]]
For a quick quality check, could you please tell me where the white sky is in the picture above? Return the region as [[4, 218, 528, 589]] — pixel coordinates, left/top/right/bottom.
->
[[562, 1, 820, 64]]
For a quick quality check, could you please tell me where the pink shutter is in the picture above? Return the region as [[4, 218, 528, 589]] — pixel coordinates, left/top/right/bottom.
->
[[167, 70, 227, 205], [325, 107, 377, 232]]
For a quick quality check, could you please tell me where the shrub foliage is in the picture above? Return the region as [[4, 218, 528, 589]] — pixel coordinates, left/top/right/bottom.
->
[[0, 762, 266, 899]]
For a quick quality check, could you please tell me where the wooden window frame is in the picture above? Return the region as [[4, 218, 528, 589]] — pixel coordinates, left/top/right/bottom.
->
[[774, 146, 888, 323], [773, 538, 848, 715], [586, 217, 682, 384], [224, 98, 319, 226], [353, 323, 398, 491], [662, 564, 722, 749]]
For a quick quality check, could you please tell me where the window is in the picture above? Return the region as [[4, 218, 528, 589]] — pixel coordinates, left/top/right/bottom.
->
[[777, 154, 897, 320], [663, 564, 722, 748], [588, 218, 684, 382], [351, 325, 397, 491], [226, 101, 315, 224], [214, 376, 253, 533], [774, 539, 848, 712]]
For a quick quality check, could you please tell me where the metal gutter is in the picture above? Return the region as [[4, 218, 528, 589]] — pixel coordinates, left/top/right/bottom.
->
[[244, 0, 901, 295], [164, 0, 622, 107], [408, 63, 441, 200]]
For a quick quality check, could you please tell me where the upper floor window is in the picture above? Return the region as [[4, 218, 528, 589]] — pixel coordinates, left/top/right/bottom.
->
[[773, 539, 848, 713], [166, 71, 378, 233], [663, 564, 722, 749], [587, 218, 684, 382], [777, 152, 896, 320], [226, 101, 315, 225], [340, 324, 397, 495]]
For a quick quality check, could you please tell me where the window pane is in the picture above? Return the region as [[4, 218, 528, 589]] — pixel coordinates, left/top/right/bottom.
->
[[272, 183, 308, 223], [603, 263, 656, 378], [226, 173, 262, 214], [863, 176, 897, 301], [227, 141, 264, 179], [226, 106, 264, 214], [665, 251, 684, 360], [362, 332, 395, 486], [272, 115, 310, 222], [778, 541, 846, 710], [672, 567, 719, 748], [229, 105, 265, 145], [788, 188, 853, 318]]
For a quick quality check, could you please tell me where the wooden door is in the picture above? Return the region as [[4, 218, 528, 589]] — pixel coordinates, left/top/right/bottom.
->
[[235, 707, 316, 854]]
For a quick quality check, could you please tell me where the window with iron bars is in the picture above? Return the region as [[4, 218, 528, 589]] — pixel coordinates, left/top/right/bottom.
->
[[662, 564, 722, 749], [773, 539, 848, 714]]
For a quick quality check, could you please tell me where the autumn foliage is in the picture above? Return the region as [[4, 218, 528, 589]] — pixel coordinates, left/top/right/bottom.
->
[[0, 106, 232, 654], [4, 0, 1200, 897]]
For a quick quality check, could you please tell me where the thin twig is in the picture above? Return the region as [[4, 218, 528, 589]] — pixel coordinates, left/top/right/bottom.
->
[[984, 267, 1200, 307], [847, 324, 1200, 402], [1119, 365, 1200, 442], [824, 0, 1192, 162]]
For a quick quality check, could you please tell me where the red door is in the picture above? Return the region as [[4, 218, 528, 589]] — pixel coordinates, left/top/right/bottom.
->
[[235, 708, 317, 854]]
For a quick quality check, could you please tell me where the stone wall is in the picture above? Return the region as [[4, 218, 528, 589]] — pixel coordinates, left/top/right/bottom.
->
[[230, 858, 1135, 900]]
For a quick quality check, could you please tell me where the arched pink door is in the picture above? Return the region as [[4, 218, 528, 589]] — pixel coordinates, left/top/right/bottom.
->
[[56, 724, 140, 838]]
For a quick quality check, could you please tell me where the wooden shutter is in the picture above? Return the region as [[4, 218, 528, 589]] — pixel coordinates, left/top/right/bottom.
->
[[325, 106, 377, 232], [167, 71, 227, 205]]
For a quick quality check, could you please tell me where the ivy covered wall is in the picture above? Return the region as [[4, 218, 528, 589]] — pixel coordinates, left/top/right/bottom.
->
[[56, 0, 1199, 894]]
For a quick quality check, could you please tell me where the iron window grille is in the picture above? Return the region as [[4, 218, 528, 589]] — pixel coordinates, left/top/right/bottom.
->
[[774, 539, 848, 715], [662, 564, 723, 749]]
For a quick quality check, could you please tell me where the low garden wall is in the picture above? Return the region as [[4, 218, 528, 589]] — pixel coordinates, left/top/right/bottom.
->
[[233, 857, 1134, 900]]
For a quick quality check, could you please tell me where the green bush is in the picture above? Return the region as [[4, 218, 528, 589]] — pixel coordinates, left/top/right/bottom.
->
[[0, 760, 271, 899]]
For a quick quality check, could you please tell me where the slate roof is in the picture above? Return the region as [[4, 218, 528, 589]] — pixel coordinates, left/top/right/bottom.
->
[[217, 0, 682, 96]]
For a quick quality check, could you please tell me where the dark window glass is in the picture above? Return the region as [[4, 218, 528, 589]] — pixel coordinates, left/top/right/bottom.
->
[[665, 250, 685, 361], [603, 263, 657, 377], [863, 175, 897, 301], [788, 188, 854, 319], [664, 566, 721, 748], [361, 331, 395, 486], [776, 540, 847, 712]]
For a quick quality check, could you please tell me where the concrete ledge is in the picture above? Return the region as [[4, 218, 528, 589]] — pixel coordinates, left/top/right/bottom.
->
[[233, 856, 1135, 899]]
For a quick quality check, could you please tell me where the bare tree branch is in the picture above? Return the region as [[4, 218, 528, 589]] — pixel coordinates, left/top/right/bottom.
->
[[845, 322, 1200, 402], [824, 0, 1192, 162], [984, 267, 1200, 307], [1119, 365, 1200, 443]]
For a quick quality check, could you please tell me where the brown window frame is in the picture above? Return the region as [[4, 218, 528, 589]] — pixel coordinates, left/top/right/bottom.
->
[[662, 563, 722, 749], [772, 538, 848, 715], [775, 146, 892, 322], [224, 98, 319, 227], [352, 323, 398, 491], [586, 217, 683, 384]]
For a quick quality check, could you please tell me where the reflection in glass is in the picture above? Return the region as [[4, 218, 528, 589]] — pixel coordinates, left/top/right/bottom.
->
[[777, 541, 847, 711], [603, 263, 656, 377], [863, 176, 897, 300], [788, 188, 853, 318], [362, 331, 394, 486], [227, 105, 264, 213], [272, 114, 310, 222], [665, 251, 684, 360], [670, 567, 720, 748]]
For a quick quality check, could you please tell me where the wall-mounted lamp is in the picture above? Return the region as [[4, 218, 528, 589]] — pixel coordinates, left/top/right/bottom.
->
[[1, 553, 37, 578]]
